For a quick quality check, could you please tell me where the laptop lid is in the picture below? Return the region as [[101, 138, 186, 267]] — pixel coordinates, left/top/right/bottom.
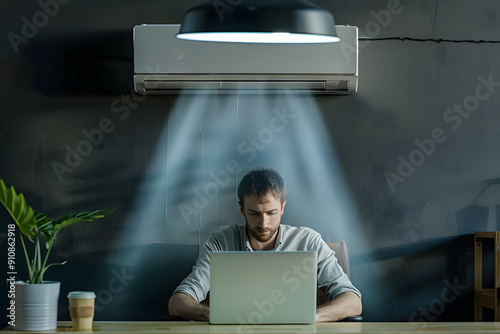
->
[[209, 251, 317, 325]]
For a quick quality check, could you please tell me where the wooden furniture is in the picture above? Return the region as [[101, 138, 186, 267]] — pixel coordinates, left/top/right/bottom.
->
[[474, 231, 500, 321], [4, 321, 500, 333]]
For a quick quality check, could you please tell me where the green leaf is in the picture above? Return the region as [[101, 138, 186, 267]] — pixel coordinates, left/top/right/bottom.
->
[[0, 179, 36, 241], [53, 208, 116, 233], [34, 211, 55, 242]]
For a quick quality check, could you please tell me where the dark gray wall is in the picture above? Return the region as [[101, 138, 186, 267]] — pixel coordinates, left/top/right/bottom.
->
[[1, 0, 499, 324]]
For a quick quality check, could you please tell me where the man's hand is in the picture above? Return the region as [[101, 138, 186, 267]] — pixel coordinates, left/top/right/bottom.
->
[[168, 292, 210, 321], [315, 291, 362, 322]]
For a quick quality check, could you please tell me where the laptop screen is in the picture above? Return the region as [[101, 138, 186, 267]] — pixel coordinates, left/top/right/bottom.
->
[[209, 251, 317, 325]]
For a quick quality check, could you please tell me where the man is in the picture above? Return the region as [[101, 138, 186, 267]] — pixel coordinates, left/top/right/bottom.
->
[[168, 168, 362, 322]]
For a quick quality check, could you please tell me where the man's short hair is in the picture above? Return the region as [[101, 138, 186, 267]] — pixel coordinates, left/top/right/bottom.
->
[[237, 168, 287, 207]]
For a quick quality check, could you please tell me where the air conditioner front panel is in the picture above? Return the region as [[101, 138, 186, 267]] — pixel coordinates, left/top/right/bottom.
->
[[133, 24, 358, 95]]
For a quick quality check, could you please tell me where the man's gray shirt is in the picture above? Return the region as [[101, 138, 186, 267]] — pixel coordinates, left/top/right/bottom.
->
[[174, 224, 361, 303]]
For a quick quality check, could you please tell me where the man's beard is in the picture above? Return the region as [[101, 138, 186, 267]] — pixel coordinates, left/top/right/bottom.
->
[[245, 220, 279, 243]]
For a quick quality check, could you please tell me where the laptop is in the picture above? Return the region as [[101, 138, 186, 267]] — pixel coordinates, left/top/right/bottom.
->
[[209, 251, 317, 325]]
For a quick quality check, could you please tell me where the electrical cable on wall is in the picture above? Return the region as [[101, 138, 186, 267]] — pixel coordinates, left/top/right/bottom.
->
[[359, 37, 500, 44]]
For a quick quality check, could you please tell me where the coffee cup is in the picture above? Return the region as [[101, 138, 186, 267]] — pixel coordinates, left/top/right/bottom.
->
[[68, 291, 96, 329]]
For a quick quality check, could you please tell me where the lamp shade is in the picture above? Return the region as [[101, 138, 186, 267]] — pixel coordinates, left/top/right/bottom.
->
[[177, 0, 340, 43]]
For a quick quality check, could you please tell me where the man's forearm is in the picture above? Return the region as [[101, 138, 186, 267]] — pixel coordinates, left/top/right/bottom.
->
[[316, 291, 362, 322], [168, 292, 210, 321]]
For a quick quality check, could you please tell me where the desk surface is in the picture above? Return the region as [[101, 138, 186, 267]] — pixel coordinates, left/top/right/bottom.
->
[[4, 321, 500, 333]]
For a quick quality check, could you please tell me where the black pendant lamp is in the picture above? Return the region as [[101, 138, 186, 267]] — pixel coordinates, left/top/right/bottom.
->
[[177, 0, 340, 43]]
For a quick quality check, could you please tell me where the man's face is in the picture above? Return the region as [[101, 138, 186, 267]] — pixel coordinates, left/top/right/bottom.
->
[[239, 192, 286, 245]]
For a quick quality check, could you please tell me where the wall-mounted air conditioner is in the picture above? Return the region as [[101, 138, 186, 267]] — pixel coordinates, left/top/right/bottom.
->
[[133, 24, 358, 95]]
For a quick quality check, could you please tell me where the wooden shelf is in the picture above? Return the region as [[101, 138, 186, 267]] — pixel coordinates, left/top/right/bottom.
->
[[474, 231, 500, 321]]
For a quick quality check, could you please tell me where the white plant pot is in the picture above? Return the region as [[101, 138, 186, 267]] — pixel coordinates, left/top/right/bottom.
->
[[14, 281, 60, 331]]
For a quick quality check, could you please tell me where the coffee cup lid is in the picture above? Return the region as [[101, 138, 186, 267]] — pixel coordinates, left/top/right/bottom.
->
[[67, 291, 96, 299]]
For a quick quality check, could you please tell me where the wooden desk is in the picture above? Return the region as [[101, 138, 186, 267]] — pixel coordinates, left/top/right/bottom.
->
[[4, 321, 500, 333]]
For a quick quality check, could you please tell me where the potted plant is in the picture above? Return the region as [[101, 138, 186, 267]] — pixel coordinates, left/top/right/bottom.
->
[[1, 179, 115, 331]]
